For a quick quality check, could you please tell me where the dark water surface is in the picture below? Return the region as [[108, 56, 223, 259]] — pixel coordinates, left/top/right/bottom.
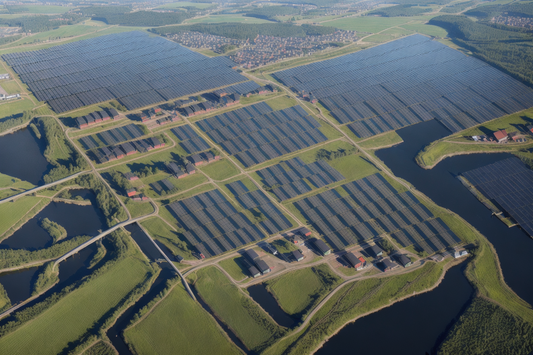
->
[[0, 200, 106, 250], [375, 119, 533, 305], [316, 264, 474, 355], [247, 284, 297, 328], [0, 128, 50, 185]]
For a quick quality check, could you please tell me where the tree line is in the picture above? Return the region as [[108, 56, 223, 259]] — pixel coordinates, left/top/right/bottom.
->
[[94, 11, 192, 26], [429, 15, 533, 86], [151, 23, 336, 40], [0, 111, 33, 134], [464, 2, 533, 19], [40, 218, 67, 244], [0, 14, 84, 33]]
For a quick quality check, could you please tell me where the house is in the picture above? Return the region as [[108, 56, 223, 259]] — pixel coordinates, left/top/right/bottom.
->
[[255, 259, 271, 274], [292, 250, 304, 262], [494, 129, 508, 143], [185, 163, 196, 174], [153, 106, 162, 114], [357, 256, 366, 270], [98, 110, 110, 121], [295, 227, 312, 237], [249, 266, 261, 278], [367, 245, 383, 258], [149, 110, 157, 120], [126, 188, 137, 197], [76, 116, 87, 129], [123, 172, 139, 181], [169, 112, 181, 122], [508, 131, 522, 142], [313, 239, 331, 256], [140, 112, 149, 122], [395, 254, 412, 267], [453, 249, 469, 258], [189, 154, 204, 166], [381, 258, 398, 272], [344, 252, 363, 269], [109, 108, 120, 120]]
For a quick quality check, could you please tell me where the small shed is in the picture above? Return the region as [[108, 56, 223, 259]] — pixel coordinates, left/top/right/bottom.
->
[[176, 255, 184, 263], [123, 172, 139, 181], [313, 239, 331, 256], [381, 258, 398, 272], [126, 188, 137, 197], [292, 250, 304, 262], [249, 266, 261, 278], [296, 227, 312, 237], [367, 245, 383, 258], [395, 254, 412, 267]]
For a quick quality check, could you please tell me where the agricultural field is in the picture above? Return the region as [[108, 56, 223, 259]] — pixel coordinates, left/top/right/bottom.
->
[[190, 266, 286, 352], [264, 264, 341, 317], [5, 5, 72, 14], [0, 196, 43, 236], [218, 256, 250, 281], [11, 25, 104, 46], [124, 284, 240, 355], [0, 256, 152, 355], [156, 1, 214, 9], [184, 14, 273, 24]]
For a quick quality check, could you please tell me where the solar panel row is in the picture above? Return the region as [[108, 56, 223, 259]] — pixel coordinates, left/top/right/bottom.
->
[[293, 173, 460, 252], [3, 32, 247, 113], [170, 124, 211, 154], [196, 103, 327, 167], [257, 157, 345, 201], [212, 81, 261, 96], [462, 157, 533, 237], [273, 35, 533, 138], [166, 190, 265, 258], [81, 123, 144, 149]]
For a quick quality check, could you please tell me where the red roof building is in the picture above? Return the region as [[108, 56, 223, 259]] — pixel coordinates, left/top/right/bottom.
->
[[494, 129, 508, 143], [126, 188, 137, 197]]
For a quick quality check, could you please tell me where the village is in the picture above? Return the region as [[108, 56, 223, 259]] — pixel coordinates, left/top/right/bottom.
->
[[492, 15, 533, 29]]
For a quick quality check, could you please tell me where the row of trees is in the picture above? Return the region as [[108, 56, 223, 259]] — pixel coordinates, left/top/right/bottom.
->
[[429, 15, 533, 86], [315, 147, 357, 161], [152, 23, 336, 40], [0, 111, 33, 134]]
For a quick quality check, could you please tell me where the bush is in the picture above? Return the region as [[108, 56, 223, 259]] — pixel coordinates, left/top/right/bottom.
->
[[39, 218, 67, 243]]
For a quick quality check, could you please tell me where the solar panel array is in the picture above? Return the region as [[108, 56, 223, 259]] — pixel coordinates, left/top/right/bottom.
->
[[213, 81, 261, 96], [167, 190, 264, 258], [462, 157, 533, 237], [391, 218, 461, 254], [257, 157, 345, 201], [151, 179, 176, 195], [171, 124, 211, 154], [3, 31, 247, 113], [80, 123, 144, 149], [273, 35, 533, 138], [196, 102, 327, 167], [226, 181, 292, 235], [294, 173, 460, 253]]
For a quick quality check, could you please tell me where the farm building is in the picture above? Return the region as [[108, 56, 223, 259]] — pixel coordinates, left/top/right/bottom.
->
[[344, 252, 364, 269], [245, 249, 260, 262], [249, 266, 261, 278], [166, 162, 182, 176], [140, 112, 149, 122], [150, 137, 164, 149], [85, 114, 95, 125], [313, 239, 331, 256], [292, 250, 304, 262], [153, 106, 162, 114], [126, 188, 137, 197], [255, 259, 271, 274], [381, 258, 398, 272], [185, 163, 196, 174], [132, 194, 149, 202], [494, 129, 508, 143], [176, 255, 184, 263], [99, 110, 110, 121], [123, 172, 139, 181], [295, 227, 312, 237], [76, 116, 87, 129], [182, 107, 194, 117], [120, 142, 137, 155], [528, 125, 533, 134], [367, 245, 383, 258], [109, 108, 120, 119], [395, 254, 412, 267], [189, 154, 204, 166], [112, 146, 124, 159]]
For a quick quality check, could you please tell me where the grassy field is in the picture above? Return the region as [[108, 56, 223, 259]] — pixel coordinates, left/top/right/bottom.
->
[[265, 95, 297, 111], [125, 283, 240, 355], [0, 283, 11, 312], [141, 217, 195, 260], [0, 172, 34, 190], [5, 5, 72, 13], [157, 1, 214, 9], [358, 131, 404, 149], [200, 159, 240, 181], [0, 98, 35, 118], [218, 256, 250, 282], [0, 80, 20, 95], [400, 23, 448, 37], [123, 197, 154, 219], [0, 257, 152, 355], [191, 266, 286, 352], [264, 262, 444, 355], [83, 341, 116, 355], [265, 264, 341, 317], [324, 16, 415, 33], [0, 196, 43, 236], [10, 25, 104, 46], [185, 14, 273, 24]]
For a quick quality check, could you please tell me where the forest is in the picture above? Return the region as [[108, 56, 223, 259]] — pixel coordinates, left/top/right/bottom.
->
[[0, 14, 84, 33], [464, 2, 533, 19], [93, 11, 191, 26], [368, 5, 431, 17], [151, 23, 336, 40], [429, 15, 533, 85], [440, 0, 477, 14]]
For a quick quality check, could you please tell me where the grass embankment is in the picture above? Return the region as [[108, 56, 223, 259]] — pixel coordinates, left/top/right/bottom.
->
[[190, 266, 286, 353], [438, 297, 533, 354], [124, 283, 241, 355], [83, 341, 116, 355], [0, 172, 34, 191], [0, 196, 44, 237], [31, 261, 59, 296], [264, 264, 341, 319], [0, 231, 156, 355], [358, 131, 403, 149], [415, 108, 533, 169], [264, 262, 444, 355], [0, 283, 11, 313], [219, 256, 250, 281]]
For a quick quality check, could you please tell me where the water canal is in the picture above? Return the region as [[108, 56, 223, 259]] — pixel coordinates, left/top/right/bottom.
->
[[0, 128, 50, 185], [248, 284, 297, 328]]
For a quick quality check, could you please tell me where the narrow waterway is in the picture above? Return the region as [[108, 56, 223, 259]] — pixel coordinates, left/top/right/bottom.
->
[[316, 264, 474, 355], [247, 284, 297, 328], [375, 119, 533, 305], [0, 128, 50, 185]]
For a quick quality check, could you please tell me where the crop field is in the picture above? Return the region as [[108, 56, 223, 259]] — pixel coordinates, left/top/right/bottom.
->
[[265, 264, 341, 317], [199, 159, 240, 181], [185, 14, 273, 24], [191, 266, 286, 352], [6, 5, 72, 13], [400, 23, 448, 37], [157, 1, 214, 9], [11, 25, 104, 46], [0, 257, 152, 355], [324, 16, 416, 33], [0, 196, 43, 236], [218, 256, 250, 281], [125, 284, 240, 355]]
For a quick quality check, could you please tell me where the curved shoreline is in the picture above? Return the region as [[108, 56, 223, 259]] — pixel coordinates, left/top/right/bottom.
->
[[417, 149, 518, 170]]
